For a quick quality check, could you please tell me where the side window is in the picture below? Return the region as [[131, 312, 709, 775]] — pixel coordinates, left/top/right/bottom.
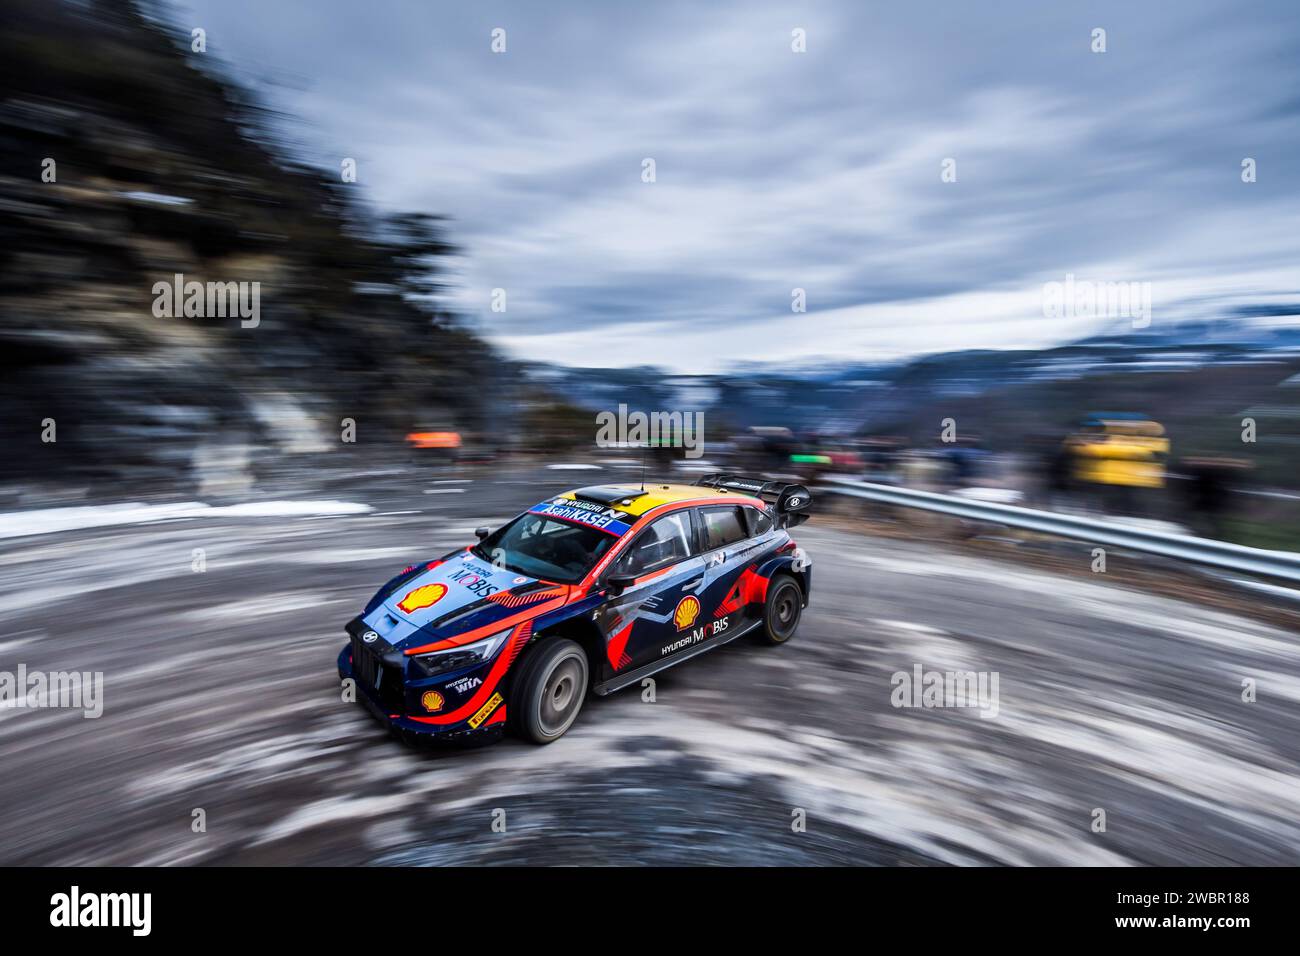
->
[[616, 511, 694, 576], [746, 506, 774, 536], [700, 506, 748, 551]]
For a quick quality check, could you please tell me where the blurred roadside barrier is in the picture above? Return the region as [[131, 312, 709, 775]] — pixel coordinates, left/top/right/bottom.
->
[[820, 476, 1300, 585]]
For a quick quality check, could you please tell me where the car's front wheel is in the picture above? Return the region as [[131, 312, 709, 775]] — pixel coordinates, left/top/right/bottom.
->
[[511, 638, 589, 744], [759, 575, 803, 644]]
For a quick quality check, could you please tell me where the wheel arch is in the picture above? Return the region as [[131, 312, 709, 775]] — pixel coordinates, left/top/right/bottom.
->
[[755, 554, 811, 607], [524, 598, 605, 679]]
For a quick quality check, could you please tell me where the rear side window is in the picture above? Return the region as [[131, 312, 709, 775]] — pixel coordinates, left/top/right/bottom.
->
[[616, 511, 694, 576], [700, 506, 748, 551], [745, 507, 774, 536]]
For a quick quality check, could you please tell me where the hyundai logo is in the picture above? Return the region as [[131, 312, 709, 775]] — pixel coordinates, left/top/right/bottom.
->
[[362, 630, 379, 644], [786, 496, 803, 509]]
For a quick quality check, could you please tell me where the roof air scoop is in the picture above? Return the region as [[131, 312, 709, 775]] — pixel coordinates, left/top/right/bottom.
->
[[572, 485, 650, 505]]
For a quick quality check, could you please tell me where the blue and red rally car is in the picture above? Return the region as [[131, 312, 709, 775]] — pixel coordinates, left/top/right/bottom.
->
[[338, 474, 812, 744]]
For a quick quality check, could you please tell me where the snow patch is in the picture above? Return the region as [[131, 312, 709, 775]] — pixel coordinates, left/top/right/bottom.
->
[[0, 500, 373, 540]]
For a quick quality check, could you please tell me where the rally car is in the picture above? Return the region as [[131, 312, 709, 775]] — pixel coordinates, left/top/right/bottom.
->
[[338, 474, 813, 745]]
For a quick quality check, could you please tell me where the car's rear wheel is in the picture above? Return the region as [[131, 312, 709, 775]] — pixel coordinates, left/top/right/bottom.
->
[[511, 638, 589, 744], [759, 575, 803, 645]]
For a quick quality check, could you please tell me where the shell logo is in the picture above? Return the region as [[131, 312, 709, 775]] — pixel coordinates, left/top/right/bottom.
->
[[421, 690, 445, 713], [673, 595, 701, 631], [397, 583, 448, 614]]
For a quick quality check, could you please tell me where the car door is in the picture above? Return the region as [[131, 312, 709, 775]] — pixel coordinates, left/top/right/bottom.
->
[[596, 509, 706, 676], [694, 504, 768, 629]]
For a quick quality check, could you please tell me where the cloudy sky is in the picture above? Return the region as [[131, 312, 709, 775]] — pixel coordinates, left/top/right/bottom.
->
[[171, 0, 1300, 372]]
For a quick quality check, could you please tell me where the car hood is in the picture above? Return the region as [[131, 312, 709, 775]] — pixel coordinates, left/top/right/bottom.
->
[[360, 550, 567, 650]]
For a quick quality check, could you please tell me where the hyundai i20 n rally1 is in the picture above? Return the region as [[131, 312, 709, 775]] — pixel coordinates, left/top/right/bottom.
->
[[338, 474, 812, 744]]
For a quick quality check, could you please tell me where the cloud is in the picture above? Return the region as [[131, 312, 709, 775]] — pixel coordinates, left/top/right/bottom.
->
[[174, 0, 1300, 370]]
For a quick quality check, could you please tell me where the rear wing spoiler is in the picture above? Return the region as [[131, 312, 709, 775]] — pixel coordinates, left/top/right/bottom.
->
[[694, 473, 812, 527]]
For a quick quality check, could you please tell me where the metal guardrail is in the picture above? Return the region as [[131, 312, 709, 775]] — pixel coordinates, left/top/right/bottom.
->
[[819, 476, 1300, 585]]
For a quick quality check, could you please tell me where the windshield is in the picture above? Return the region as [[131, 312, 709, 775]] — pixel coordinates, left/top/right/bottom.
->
[[473, 512, 619, 584]]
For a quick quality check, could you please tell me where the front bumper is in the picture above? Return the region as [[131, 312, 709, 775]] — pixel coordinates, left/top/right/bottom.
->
[[338, 620, 508, 742], [338, 646, 506, 741]]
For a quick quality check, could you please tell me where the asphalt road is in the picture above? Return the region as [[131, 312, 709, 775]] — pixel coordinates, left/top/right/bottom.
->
[[1, 461, 1297, 865]]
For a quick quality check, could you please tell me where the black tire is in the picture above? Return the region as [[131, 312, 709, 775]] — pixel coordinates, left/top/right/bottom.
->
[[759, 575, 803, 645], [510, 638, 589, 744]]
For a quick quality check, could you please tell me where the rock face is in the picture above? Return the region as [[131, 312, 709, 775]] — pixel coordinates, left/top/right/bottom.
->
[[0, 0, 499, 494]]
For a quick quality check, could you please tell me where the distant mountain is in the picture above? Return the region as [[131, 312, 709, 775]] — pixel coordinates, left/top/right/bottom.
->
[[520, 312, 1300, 483], [1079, 312, 1300, 349]]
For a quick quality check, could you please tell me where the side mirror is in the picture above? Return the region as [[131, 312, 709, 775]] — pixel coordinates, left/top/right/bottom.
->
[[474, 527, 491, 541], [605, 573, 636, 595]]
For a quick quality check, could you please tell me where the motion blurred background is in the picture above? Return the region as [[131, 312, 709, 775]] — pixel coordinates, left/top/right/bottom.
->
[[0, 0, 1297, 866], [2, 0, 1298, 543]]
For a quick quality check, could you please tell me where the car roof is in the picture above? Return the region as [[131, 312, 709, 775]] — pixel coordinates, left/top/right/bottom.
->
[[560, 483, 760, 517]]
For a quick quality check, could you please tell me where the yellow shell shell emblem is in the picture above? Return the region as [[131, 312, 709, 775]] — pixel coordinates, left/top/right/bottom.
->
[[673, 595, 701, 631], [421, 690, 445, 712], [397, 582, 448, 614]]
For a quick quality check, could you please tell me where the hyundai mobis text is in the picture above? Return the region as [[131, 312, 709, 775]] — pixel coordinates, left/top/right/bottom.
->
[[338, 475, 813, 745]]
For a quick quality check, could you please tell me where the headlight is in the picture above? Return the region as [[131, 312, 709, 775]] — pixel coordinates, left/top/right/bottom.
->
[[410, 630, 511, 679]]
